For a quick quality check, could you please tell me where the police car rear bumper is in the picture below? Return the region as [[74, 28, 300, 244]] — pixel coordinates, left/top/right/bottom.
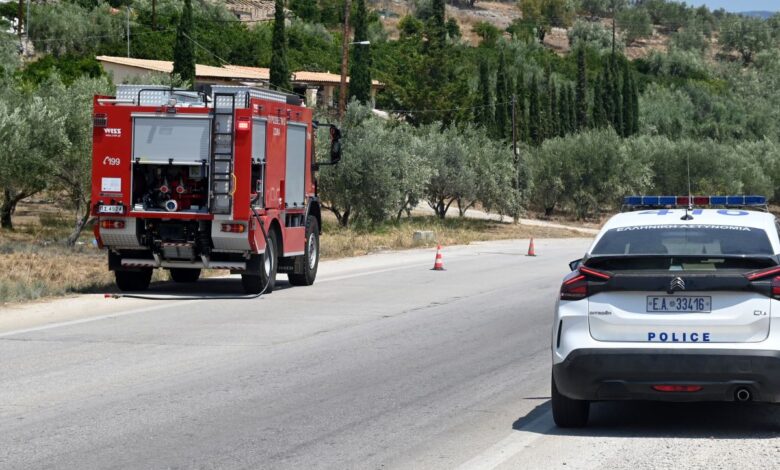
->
[[553, 348, 780, 402]]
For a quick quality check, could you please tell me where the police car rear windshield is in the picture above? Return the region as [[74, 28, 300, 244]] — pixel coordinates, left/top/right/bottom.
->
[[592, 225, 773, 257]]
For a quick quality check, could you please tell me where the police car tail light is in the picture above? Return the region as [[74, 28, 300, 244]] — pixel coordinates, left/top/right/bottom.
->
[[560, 274, 588, 301], [744, 265, 780, 281], [652, 385, 703, 393], [772, 276, 780, 299], [560, 267, 611, 301], [579, 266, 612, 280]]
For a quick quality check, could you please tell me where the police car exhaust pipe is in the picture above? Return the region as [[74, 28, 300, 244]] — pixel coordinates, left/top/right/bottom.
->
[[735, 388, 752, 402]]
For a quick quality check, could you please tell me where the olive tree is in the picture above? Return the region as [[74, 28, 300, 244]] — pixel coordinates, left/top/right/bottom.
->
[[420, 124, 476, 219], [529, 129, 651, 218], [318, 103, 430, 227], [720, 15, 773, 64], [0, 93, 69, 230], [39, 75, 115, 245]]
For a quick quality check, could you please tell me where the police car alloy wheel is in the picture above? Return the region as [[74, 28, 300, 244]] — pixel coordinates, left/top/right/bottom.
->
[[552, 196, 780, 427]]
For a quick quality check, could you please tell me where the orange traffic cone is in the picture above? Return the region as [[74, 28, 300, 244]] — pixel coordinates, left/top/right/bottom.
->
[[432, 244, 445, 271], [526, 238, 537, 257]]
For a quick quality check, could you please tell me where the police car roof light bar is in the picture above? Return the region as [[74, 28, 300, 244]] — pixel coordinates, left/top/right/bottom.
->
[[622, 195, 768, 212]]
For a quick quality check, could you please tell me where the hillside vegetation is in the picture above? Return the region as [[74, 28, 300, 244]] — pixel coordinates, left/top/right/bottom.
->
[[0, 0, 779, 230]]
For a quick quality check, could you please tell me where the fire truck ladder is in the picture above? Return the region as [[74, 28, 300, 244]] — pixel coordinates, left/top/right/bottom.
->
[[210, 93, 236, 215]]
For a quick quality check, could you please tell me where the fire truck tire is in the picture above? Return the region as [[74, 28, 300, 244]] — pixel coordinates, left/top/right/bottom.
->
[[115, 268, 153, 292], [288, 216, 319, 286], [242, 230, 278, 294], [170, 268, 201, 283]]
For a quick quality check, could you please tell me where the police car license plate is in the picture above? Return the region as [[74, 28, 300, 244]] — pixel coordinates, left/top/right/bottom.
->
[[647, 296, 711, 313], [98, 205, 124, 214]]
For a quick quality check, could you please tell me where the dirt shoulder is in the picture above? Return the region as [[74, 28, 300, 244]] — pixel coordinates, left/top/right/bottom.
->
[[0, 207, 591, 305]]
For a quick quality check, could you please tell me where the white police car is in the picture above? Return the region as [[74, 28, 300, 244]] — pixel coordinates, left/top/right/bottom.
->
[[552, 196, 780, 427]]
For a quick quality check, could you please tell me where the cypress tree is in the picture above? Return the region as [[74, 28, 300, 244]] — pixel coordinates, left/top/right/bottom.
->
[[476, 58, 493, 131], [172, 0, 195, 88], [495, 50, 510, 139], [592, 75, 605, 128], [555, 85, 569, 137], [428, 0, 447, 50], [575, 45, 588, 130], [529, 74, 542, 146], [350, 0, 372, 104], [270, 0, 291, 92], [622, 61, 633, 137], [631, 75, 640, 135], [516, 70, 528, 143], [568, 85, 576, 135], [559, 85, 570, 136], [549, 81, 559, 139], [602, 62, 614, 128], [611, 56, 623, 134], [544, 65, 553, 139]]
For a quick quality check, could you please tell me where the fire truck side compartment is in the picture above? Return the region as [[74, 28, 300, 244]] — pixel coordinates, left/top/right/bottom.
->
[[285, 123, 307, 208]]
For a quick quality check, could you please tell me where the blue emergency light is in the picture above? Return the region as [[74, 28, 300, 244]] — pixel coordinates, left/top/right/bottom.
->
[[623, 195, 767, 208]]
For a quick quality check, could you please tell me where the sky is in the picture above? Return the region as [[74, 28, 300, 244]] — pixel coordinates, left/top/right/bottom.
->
[[687, 1, 780, 12]]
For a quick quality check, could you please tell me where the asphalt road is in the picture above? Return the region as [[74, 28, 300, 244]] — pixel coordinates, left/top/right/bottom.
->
[[2, 238, 780, 470]]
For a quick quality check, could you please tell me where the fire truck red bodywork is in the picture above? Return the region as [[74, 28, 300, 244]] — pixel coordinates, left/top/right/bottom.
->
[[91, 86, 330, 293]]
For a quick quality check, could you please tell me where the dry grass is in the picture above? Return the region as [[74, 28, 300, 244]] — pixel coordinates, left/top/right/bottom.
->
[[320, 215, 582, 259], [1, 201, 583, 305], [0, 241, 116, 303]]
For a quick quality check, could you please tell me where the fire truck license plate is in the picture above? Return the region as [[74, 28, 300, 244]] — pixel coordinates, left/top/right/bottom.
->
[[99, 205, 124, 214]]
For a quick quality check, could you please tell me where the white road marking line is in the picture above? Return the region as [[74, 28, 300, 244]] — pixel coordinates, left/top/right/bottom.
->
[[456, 412, 554, 470], [317, 262, 436, 283], [0, 300, 200, 338]]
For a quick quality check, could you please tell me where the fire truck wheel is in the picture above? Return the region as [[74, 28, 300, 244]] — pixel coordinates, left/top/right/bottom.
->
[[115, 268, 153, 292], [242, 229, 278, 294], [288, 216, 319, 286], [170, 268, 201, 283]]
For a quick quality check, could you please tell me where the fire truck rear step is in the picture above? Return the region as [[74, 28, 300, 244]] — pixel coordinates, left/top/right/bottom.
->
[[121, 257, 247, 270]]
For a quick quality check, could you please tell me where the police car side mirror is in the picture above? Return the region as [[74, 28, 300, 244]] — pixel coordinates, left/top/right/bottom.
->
[[569, 259, 582, 271]]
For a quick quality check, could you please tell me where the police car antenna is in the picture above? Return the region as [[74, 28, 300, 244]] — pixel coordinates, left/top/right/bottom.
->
[[682, 154, 694, 221]]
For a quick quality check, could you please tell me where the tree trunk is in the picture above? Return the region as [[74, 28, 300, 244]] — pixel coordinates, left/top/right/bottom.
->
[[67, 212, 92, 247], [340, 207, 351, 227], [1, 189, 31, 230], [395, 206, 405, 223], [544, 206, 554, 217]]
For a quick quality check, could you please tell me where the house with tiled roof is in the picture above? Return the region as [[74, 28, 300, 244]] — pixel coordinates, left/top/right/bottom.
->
[[97, 56, 383, 108]]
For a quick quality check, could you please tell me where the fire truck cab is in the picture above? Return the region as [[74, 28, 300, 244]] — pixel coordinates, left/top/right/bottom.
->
[[91, 85, 341, 294]]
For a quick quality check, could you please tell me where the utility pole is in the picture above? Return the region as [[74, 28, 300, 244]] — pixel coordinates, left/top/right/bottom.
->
[[511, 94, 518, 163], [126, 7, 131, 58], [17, 0, 22, 37], [338, 0, 352, 119], [511, 93, 520, 224], [611, 4, 616, 55]]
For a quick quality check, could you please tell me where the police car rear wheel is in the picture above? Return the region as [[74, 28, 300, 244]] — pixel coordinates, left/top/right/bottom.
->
[[551, 376, 589, 428]]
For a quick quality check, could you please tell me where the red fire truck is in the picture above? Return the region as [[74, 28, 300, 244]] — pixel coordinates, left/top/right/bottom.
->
[[91, 85, 341, 294]]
